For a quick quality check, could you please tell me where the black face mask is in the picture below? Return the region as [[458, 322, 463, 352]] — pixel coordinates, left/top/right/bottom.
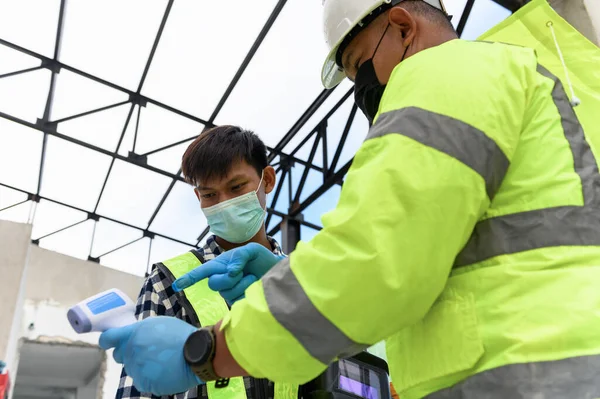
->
[[354, 25, 410, 123]]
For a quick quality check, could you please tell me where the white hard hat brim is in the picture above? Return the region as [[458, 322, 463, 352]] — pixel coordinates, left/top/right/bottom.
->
[[320, 1, 389, 89], [321, 46, 347, 89]]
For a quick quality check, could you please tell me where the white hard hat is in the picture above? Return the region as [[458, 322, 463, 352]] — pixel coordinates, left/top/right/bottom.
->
[[321, 0, 449, 89]]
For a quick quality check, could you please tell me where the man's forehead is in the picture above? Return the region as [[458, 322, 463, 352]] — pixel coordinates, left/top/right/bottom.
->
[[197, 161, 258, 189]]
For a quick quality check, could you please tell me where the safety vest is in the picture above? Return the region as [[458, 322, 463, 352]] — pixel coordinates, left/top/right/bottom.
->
[[159, 251, 299, 399], [212, 1, 600, 398]]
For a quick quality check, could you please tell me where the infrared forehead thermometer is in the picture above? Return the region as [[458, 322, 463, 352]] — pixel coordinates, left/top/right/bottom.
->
[[67, 288, 137, 334]]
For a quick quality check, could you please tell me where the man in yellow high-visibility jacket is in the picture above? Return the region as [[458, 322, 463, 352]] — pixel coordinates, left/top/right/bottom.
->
[[99, 0, 600, 397]]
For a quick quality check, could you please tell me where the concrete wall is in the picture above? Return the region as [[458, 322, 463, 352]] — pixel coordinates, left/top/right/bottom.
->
[[0, 220, 144, 399], [550, 0, 599, 45], [21, 246, 144, 398], [25, 245, 142, 304], [0, 220, 32, 376], [77, 368, 100, 399], [583, 0, 600, 44]]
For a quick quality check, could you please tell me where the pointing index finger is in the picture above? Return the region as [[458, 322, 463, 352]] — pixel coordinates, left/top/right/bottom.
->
[[172, 260, 229, 292]]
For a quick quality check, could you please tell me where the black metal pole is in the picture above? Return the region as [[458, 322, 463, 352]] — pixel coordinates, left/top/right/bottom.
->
[[456, 0, 476, 37]]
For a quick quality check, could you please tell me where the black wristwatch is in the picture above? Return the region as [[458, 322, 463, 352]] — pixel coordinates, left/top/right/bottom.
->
[[183, 326, 229, 386]]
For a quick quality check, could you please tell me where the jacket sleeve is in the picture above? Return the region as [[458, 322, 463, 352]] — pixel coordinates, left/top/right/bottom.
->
[[220, 42, 531, 384]]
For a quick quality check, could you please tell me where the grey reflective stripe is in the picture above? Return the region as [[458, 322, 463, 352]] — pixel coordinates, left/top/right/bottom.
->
[[454, 206, 600, 267], [425, 354, 600, 399], [537, 65, 600, 204], [262, 257, 369, 364], [368, 107, 509, 200], [454, 66, 600, 267]]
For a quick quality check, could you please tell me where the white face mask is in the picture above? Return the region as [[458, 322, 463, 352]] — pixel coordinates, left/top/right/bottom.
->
[[201, 173, 266, 244]]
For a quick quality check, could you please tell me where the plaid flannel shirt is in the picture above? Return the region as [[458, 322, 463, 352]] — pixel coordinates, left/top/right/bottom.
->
[[116, 235, 284, 399]]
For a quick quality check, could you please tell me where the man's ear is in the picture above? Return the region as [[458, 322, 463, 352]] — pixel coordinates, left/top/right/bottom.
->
[[263, 166, 276, 195], [388, 6, 417, 46]]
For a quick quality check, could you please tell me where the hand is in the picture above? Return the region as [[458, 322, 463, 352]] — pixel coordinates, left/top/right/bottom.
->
[[99, 317, 203, 396], [172, 243, 286, 293], [209, 273, 259, 305]]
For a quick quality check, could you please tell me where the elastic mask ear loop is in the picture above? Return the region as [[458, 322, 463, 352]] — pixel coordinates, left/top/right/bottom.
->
[[547, 21, 580, 107], [255, 171, 265, 194], [256, 170, 267, 211], [373, 23, 409, 65], [372, 23, 390, 59]]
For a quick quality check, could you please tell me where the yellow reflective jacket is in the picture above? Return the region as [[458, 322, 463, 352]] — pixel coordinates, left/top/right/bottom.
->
[[220, 1, 600, 398]]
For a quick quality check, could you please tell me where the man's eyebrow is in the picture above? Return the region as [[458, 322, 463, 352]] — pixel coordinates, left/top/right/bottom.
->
[[226, 174, 248, 184], [197, 174, 248, 190]]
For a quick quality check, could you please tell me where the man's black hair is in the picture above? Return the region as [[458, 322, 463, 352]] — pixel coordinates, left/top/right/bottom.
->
[[182, 125, 268, 187]]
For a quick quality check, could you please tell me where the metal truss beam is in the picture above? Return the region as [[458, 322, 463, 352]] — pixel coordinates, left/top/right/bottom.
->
[[268, 89, 336, 164], [33, 218, 88, 242], [456, 0, 476, 36], [329, 103, 358, 177], [265, 167, 289, 229], [95, 236, 145, 259], [281, 216, 301, 253], [36, 0, 67, 198], [50, 100, 130, 124], [293, 123, 323, 205], [146, 0, 290, 236], [490, 0, 529, 12], [0, 37, 211, 127], [138, 0, 174, 93], [0, 198, 30, 213], [265, 94, 357, 239], [93, 103, 137, 212], [208, 0, 288, 124], [0, 110, 185, 183], [0, 181, 197, 249], [0, 66, 43, 80], [97, 0, 174, 228]]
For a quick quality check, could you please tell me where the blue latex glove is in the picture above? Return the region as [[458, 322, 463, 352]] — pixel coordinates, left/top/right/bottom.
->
[[99, 316, 203, 396], [172, 242, 286, 293], [209, 273, 259, 305]]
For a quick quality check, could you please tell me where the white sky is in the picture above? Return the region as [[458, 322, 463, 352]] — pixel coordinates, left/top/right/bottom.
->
[[0, 0, 511, 276]]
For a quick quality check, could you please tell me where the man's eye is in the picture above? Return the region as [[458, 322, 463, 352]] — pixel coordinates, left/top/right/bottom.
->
[[201, 193, 215, 199], [232, 183, 246, 191]]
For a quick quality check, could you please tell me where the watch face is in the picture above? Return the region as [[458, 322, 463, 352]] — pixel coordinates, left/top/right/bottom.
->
[[184, 330, 213, 365]]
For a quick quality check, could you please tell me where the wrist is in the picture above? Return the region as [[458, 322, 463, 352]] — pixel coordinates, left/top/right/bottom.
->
[[212, 321, 248, 378], [183, 326, 226, 382], [212, 321, 228, 377]]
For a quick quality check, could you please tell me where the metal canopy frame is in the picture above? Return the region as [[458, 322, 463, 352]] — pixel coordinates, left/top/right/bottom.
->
[[490, 0, 529, 12], [0, 0, 515, 272]]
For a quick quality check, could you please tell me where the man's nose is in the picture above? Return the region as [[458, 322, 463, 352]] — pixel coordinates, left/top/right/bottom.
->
[[218, 192, 239, 203]]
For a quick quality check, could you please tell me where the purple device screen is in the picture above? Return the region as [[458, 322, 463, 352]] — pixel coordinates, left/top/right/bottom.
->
[[339, 375, 379, 399]]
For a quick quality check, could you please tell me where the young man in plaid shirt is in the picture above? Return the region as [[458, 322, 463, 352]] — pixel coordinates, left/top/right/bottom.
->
[[116, 125, 282, 399]]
